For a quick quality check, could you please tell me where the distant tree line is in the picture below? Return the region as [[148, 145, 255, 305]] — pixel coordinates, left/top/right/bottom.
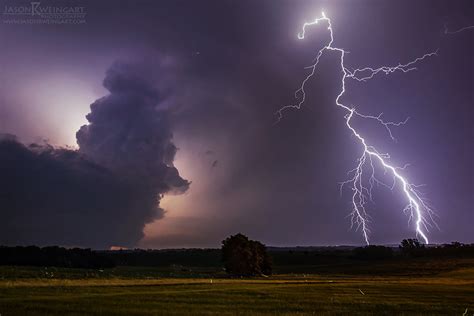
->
[[0, 246, 115, 268], [1, 238, 473, 270], [352, 245, 394, 260], [398, 239, 474, 257], [0, 246, 221, 269], [352, 239, 474, 260], [108, 248, 221, 267]]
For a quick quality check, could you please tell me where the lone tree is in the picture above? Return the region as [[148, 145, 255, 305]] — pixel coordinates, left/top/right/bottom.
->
[[400, 238, 425, 256], [221, 233, 272, 276]]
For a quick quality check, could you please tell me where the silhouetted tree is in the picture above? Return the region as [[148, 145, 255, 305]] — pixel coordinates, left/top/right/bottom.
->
[[221, 233, 272, 276], [448, 241, 462, 248], [399, 238, 425, 256]]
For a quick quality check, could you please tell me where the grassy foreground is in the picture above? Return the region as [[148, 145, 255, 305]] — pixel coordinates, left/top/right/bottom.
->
[[0, 265, 473, 315]]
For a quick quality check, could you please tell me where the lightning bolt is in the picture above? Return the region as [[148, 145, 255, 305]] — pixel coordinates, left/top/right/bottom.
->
[[276, 12, 439, 244], [444, 24, 474, 35]]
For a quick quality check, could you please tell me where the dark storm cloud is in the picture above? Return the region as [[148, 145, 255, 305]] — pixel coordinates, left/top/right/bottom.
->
[[0, 62, 189, 248], [0, 135, 158, 248]]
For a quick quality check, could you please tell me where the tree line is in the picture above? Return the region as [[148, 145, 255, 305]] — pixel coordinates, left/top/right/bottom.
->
[[0, 246, 115, 268], [1, 237, 473, 272]]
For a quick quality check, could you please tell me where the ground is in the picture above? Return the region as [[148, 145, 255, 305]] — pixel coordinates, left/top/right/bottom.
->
[[0, 261, 473, 315]]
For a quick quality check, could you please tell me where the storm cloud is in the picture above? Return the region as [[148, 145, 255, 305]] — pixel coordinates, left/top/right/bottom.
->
[[0, 62, 189, 249], [0, 0, 472, 248], [77, 61, 189, 193]]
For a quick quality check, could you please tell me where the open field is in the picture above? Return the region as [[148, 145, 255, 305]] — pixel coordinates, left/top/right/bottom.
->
[[0, 261, 473, 315]]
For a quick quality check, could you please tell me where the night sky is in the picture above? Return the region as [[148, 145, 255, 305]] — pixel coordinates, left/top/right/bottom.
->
[[0, 0, 472, 249]]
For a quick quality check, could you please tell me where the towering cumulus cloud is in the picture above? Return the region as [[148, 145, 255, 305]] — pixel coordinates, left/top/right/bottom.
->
[[0, 62, 189, 248], [77, 62, 189, 194]]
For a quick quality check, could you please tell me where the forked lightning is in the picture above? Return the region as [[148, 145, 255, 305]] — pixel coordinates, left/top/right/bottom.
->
[[276, 12, 440, 244]]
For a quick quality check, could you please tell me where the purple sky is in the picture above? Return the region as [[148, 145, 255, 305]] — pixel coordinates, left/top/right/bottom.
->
[[0, 0, 472, 248]]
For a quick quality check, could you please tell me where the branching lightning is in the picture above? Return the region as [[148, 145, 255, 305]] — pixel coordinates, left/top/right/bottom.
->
[[276, 12, 440, 244], [444, 24, 474, 35]]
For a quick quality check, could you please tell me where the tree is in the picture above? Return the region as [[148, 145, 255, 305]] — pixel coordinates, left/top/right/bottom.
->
[[399, 238, 425, 256], [221, 233, 272, 276]]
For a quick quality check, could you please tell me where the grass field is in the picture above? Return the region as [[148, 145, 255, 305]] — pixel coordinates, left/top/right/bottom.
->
[[0, 262, 473, 315]]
